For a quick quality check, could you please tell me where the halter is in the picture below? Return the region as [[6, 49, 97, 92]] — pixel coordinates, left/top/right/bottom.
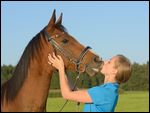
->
[[44, 30, 91, 72], [44, 30, 91, 112]]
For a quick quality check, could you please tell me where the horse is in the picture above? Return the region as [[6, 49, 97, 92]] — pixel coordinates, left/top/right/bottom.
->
[[1, 9, 104, 112]]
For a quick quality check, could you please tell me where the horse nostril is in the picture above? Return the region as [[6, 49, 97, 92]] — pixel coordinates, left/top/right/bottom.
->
[[94, 56, 102, 63]]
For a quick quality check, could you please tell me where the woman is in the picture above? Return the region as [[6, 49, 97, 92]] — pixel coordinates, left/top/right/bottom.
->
[[48, 52, 132, 112]]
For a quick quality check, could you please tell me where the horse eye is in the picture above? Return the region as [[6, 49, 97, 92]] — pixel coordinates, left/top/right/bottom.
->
[[62, 39, 69, 44]]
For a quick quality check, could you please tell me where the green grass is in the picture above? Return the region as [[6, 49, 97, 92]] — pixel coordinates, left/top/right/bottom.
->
[[46, 91, 149, 112], [115, 91, 149, 112]]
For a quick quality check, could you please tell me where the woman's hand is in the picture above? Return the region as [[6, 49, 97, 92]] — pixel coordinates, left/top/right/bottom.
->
[[48, 52, 64, 71]]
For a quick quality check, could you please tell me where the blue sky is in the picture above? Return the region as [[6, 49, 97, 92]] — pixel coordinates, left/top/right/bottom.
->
[[1, 1, 149, 66]]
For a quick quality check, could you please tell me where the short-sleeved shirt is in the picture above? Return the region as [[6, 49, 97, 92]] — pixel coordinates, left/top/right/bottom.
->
[[83, 82, 119, 112]]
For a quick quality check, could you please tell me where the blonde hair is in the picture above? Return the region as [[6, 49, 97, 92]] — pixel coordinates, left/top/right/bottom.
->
[[114, 55, 132, 84]]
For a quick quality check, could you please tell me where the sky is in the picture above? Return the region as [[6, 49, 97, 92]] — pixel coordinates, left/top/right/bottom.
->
[[1, 1, 149, 66]]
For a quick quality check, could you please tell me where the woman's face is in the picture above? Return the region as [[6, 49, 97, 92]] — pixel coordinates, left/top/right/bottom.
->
[[101, 56, 118, 76]]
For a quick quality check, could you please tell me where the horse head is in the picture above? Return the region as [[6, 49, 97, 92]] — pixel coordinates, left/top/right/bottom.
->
[[45, 9, 104, 76]]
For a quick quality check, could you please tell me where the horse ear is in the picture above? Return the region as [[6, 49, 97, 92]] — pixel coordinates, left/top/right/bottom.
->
[[56, 13, 63, 25], [48, 9, 56, 27]]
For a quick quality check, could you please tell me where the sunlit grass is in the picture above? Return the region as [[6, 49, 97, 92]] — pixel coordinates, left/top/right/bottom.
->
[[46, 91, 149, 112]]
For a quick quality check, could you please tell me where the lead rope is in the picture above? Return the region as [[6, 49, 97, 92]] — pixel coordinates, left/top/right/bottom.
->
[[59, 72, 81, 112], [59, 64, 82, 112], [76, 73, 85, 112]]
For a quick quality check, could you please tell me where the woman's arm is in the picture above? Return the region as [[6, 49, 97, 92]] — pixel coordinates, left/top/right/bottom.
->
[[48, 53, 92, 103]]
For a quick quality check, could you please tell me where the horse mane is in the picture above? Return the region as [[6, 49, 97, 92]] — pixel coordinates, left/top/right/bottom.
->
[[1, 28, 47, 103], [1, 23, 67, 104]]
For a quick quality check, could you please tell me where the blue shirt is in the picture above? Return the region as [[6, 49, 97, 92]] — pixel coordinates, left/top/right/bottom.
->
[[83, 83, 119, 112]]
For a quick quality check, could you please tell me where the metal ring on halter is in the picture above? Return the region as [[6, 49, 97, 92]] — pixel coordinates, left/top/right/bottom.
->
[[76, 62, 86, 73]]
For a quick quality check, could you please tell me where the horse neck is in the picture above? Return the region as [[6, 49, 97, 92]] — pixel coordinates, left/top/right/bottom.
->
[[1, 31, 55, 111], [16, 32, 54, 109]]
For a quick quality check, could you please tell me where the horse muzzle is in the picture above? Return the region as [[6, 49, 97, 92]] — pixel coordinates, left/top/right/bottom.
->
[[85, 60, 104, 76]]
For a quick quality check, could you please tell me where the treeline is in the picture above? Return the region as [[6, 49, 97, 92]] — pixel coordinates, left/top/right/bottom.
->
[[1, 62, 149, 91]]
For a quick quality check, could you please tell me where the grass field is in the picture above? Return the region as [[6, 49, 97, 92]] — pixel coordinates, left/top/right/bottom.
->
[[46, 91, 149, 112]]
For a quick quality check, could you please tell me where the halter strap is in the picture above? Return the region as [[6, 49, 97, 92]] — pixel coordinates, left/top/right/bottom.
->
[[76, 46, 91, 71], [44, 30, 92, 71]]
